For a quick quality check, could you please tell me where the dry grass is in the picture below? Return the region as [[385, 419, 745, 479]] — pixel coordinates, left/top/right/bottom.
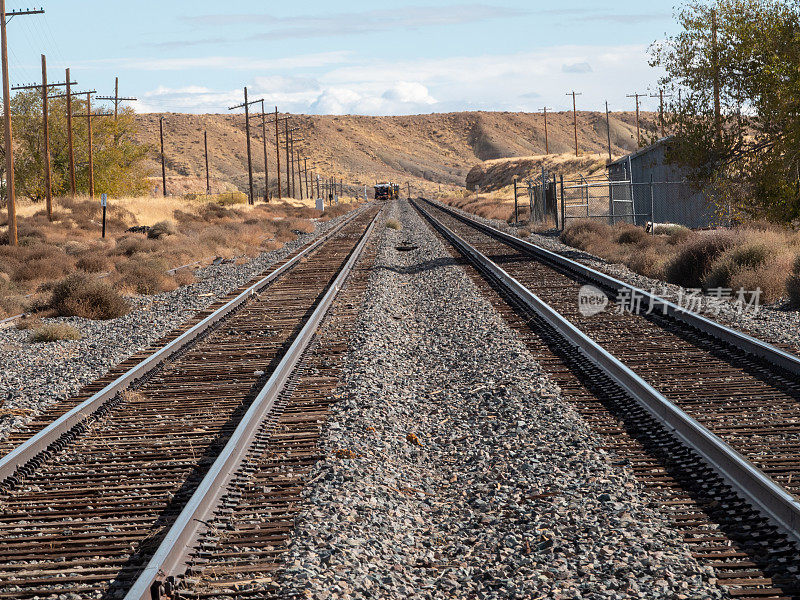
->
[[386, 219, 402, 230], [1, 194, 361, 319], [29, 323, 82, 343], [559, 220, 800, 303]]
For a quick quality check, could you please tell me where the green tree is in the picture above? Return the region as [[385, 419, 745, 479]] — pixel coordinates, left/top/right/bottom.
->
[[651, 0, 800, 223], [1, 90, 150, 206]]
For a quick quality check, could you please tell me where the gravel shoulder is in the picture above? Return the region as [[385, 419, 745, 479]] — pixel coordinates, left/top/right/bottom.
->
[[0, 209, 357, 442], [280, 199, 722, 599], [435, 199, 800, 354]]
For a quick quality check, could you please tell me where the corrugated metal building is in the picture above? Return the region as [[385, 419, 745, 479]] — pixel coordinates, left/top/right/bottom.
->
[[607, 138, 716, 229]]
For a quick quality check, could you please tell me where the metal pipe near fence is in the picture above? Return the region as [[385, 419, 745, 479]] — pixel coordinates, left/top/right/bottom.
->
[[560, 174, 565, 231], [528, 179, 533, 223]]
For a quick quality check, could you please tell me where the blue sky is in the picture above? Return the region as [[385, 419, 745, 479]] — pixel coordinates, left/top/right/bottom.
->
[[6, 1, 680, 115]]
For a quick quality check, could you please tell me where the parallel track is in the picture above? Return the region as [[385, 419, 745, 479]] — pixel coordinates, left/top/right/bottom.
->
[[0, 206, 379, 600], [415, 198, 800, 599]]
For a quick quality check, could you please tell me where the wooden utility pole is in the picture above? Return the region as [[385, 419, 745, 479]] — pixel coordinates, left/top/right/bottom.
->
[[274, 107, 282, 199], [204, 130, 210, 193], [540, 107, 549, 154], [12, 57, 75, 220], [245, 87, 254, 204], [289, 131, 296, 199], [1, 4, 44, 245], [260, 100, 269, 201], [304, 158, 309, 198], [159, 116, 167, 196], [295, 151, 303, 200], [228, 87, 265, 205], [41, 56, 51, 219], [284, 120, 291, 198], [66, 70, 76, 196], [96, 78, 137, 121], [650, 89, 671, 139], [74, 92, 112, 199], [605, 101, 612, 161], [566, 91, 582, 156], [711, 9, 722, 143], [627, 92, 645, 146]]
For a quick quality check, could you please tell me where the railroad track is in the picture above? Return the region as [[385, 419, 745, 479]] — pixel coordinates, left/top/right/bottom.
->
[[0, 204, 380, 600], [414, 198, 800, 600]]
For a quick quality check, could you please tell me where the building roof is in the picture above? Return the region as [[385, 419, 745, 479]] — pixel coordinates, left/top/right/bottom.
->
[[607, 136, 673, 168]]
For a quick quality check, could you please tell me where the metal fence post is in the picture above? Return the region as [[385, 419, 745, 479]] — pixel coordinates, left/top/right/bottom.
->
[[528, 179, 534, 224], [560, 174, 565, 231], [513, 177, 518, 224], [609, 180, 615, 226], [650, 174, 655, 235]]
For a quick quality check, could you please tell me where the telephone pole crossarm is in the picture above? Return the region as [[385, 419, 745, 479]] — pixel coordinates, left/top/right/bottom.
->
[[12, 80, 75, 91]]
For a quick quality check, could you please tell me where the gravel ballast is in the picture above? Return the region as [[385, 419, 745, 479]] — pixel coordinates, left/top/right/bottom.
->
[[433, 199, 800, 354], [0, 210, 356, 442], [280, 199, 721, 599]]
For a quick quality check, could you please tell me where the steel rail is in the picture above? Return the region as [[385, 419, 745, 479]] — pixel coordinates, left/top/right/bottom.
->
[[414, 199, 800, 546], [0, 206, 368, 485], [421, 198, 800, 377], [126, 208, 380, 600]]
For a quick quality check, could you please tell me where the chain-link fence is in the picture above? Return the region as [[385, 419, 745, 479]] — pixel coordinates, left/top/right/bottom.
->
[[559, 174, 715, 230]]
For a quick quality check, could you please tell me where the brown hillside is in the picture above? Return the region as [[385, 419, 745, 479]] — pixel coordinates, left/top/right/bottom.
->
[[134, 111, 657, 197]]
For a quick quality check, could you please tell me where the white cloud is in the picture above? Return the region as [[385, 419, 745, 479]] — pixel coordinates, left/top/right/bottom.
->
[[382, 82, 436, 105], [562, 62, 593, 74], [134, 44, 664, 115]]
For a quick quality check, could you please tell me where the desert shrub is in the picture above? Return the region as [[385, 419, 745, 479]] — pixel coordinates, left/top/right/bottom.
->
[[216, 191, 248, 206], [616, 225, 649, 245], [16, 316, 42, 330], [666, 227, 693, 246], [76, 253, 111, 273], [49, 273, 129, 320], [12, 249, 74, 283], [386, 219, 402, 230], [115, 257, 177, 295], [560, 220, 613, 250], [114, 235, 158, 257], [665, 231, 738, 288], [787, 255, 800, 306], [628, 246, 666, 279], [29, 323, 82, 343], [147, 220, 178, 240], [63, 240, 91, 255]]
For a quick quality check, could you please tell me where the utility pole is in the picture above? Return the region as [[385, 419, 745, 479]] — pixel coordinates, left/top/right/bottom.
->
[[605, 101, 612, 161], [295, 151, 303, 200], [204, 130, 210, 193], [66, 70, 75, 196], [289, 131, 296, 199], [260, 100, 269, 202], [284, 120, 291, 198], [1, 3, 44, 246], [274, 107, 282, 199], [626, 92, 645, 146], [566, 91, 582, 156], [304, 157, 309, 199], [227, 87, 262, 205], [540, 107, 549, 154], [160, 116, 167, 196], [48, 81, 91, 199], [96, 78, 136, 120], [650, 89, 671, 139], [73, 92, 111, 199], [711, 9, 722, 143], [12, 57, 75, 220]]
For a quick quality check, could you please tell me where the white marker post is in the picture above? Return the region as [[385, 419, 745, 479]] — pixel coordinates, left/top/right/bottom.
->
[[100, 193, 108, 238]]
